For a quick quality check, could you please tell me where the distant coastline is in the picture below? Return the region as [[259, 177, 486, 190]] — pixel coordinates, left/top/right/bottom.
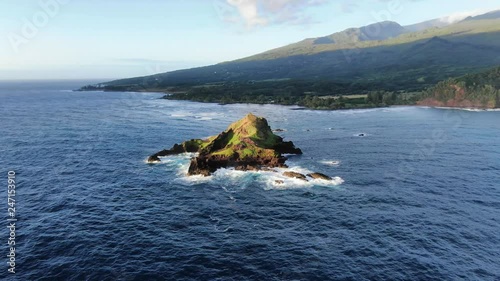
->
[[76, 86, 500, 112], [77, 66, 499, 111]]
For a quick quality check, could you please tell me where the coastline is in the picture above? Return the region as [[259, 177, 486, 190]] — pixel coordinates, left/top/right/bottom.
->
[[76, 88, 499, 112], [432, 106, 500, 112]]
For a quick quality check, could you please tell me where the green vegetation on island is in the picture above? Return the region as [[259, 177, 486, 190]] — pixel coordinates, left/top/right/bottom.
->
[[148, 113, 302, 176], [148, 113, 339, 183]]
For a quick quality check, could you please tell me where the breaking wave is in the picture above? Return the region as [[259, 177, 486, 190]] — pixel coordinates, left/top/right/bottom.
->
[[166, 155, 344, 190], [320, 160, 341, 167]]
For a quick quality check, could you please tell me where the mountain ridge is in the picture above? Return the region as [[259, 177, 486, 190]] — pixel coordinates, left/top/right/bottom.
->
[[83, 10, 500, 100]]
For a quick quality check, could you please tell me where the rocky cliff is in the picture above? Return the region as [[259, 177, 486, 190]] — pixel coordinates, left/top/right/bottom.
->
[[148, 113, 302, 176], [418, 67, 500, 109]]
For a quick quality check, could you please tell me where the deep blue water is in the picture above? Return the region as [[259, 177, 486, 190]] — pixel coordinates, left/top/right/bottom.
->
[[1, 81, 499, 281]]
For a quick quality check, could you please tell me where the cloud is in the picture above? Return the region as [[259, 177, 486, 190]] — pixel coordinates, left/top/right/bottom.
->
[[339, 0, 422, 14], [439, 9, 495, 24], [223, 0, 327, 27]]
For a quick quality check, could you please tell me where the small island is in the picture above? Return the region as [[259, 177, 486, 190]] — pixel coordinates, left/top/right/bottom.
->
[[148, 113, 335, 182]]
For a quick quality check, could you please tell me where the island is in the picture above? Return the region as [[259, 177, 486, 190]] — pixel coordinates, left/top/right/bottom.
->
[[148, 113, 335, 182]]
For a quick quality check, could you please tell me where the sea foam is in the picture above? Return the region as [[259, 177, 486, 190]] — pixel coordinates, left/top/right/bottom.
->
[[171, 159, 344, 190], [320, 160, 341, 167]]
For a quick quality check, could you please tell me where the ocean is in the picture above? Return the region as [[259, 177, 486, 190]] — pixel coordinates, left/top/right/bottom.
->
[[0, 81, 499, 280]]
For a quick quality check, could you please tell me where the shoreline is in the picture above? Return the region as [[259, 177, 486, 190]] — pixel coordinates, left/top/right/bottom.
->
[[76, 88, 499, 112], [432, 106, 500, 112]]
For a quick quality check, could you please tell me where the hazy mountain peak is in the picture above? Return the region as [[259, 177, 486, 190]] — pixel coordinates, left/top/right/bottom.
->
[[405, 9, 500, 32], [404, 19, 450, 32], [314, 20, 405, 45], [461, 9, 500, 21]]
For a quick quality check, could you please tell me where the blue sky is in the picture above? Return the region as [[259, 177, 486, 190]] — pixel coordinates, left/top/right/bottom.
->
[[1, 0, 499, 80]]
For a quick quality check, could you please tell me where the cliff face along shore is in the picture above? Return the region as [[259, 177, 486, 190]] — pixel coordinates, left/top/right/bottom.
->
[[418, 67, 500, 109], [148, 113, 303, 176]]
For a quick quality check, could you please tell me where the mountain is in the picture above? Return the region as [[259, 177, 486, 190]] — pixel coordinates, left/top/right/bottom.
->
[[87, 10, 500, 99], [462, 10, 500, 21], [313, 21, 407, 45], [404, 19, 451, 32], [402, 10, 500, 32], [238, 16, 500, 61], [418, 66, 500, 109]]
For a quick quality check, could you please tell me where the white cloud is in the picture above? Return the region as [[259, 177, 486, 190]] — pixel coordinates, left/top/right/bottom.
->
[[227, 0, 268, 27], [224, 0, 327, 27], [439, 8, 496, 24]]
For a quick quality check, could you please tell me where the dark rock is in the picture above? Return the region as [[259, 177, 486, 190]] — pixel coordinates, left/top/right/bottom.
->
[[275, 180, 285, 185], [147, 139, 204, 163], [283, 171, 307, 180], [147, 155, 161, 163], [261, 167, 278, 172], [273, 141, 303, 155], [307, 172, 332, 180]]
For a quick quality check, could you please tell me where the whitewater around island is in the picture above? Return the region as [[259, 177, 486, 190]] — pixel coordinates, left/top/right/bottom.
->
[[147, 113, 344, 188], [156, 153, 345, 190]]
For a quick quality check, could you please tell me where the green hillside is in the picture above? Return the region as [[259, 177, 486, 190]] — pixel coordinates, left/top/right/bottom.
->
[[240, 19, 500, 61], [419, 66, 500, 108], [81, 11, 500, 108]]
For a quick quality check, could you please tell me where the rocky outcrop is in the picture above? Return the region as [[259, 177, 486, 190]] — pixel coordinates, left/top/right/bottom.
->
[[283, 171, 307, 181], [148, 113, 303, 176], [282, 171, 338, 183], [307, 173, 332, 180], [147, 139, 204, 163]]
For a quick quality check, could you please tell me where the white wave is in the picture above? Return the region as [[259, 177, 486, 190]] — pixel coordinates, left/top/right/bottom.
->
[[262, 166, 344, 190], [462, 108, 500, 112], [283, 153, 302, 158], [196, 116, 214, 121], [140, 91, 166, 95], [174, 174, 213, 185], [170, 111, 224, 121], [382, 106, 414, 112], [262, 168, 344, 190], [432, 107, 500, 112], [166, 158, 344, 190], [170, 113, 189, 118], [320, 160, 341, 167], [337, 108, 382, 115], [335, 106, 415, 115], [153, 153, 197, 169]]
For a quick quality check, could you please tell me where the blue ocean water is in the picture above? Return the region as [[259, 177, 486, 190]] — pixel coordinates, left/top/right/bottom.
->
[[0, 81, 499, 280]]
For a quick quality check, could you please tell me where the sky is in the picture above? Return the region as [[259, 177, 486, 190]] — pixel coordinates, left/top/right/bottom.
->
[[1, 0, 499, 80]]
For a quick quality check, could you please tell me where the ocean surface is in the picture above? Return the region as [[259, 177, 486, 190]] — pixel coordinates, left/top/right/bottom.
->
[[0, 81, 499, 281]]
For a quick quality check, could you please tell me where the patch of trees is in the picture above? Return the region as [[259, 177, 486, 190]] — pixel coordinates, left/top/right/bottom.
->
[[163, 80, 419, 110], [421, 66, 500, 107]]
